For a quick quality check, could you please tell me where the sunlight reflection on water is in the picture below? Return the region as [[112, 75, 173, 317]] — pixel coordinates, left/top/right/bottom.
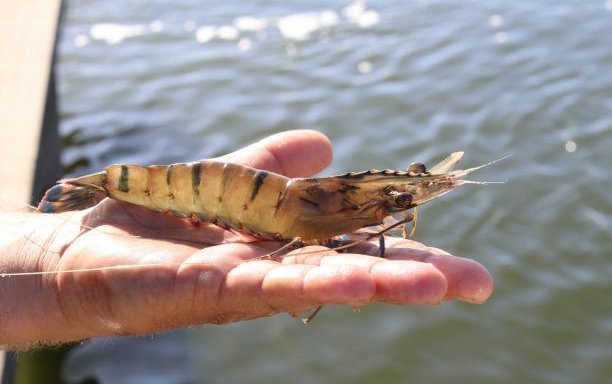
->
[[80, 0, 380, 50]]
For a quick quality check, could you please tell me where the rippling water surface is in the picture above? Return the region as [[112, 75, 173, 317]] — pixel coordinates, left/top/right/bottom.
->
[[58, 1, 611, 383]]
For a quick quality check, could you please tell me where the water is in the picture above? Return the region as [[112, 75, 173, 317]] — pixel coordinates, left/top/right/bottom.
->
[[57, 0, 611, 383]]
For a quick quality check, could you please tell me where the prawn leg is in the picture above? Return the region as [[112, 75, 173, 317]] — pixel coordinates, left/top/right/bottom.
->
[[402, 206, 419, 239], [379, 234, 385, 257], [302, 306, 323, 324], [261, 237, 303, 261]]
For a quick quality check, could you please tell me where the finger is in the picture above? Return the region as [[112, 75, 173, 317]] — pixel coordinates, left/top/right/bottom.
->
[[179, 244, 374, 319], [380, 238, 494, 304], [317, 254, 447, 305], [215, 129, 333, 177], [176, 243, 278, 323], [264, 253, 445, 308], [195, 248, 374, 317], [261, 263, 375, 313], [414, 253, 493, 304], [283, 246, 448, 304], [314, 234, 493, 305]]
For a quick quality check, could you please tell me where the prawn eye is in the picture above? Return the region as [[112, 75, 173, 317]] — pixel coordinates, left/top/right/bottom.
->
[[383, 185, 395, 195], [393, 192, 413, 208], [407, 162, 426, 174]]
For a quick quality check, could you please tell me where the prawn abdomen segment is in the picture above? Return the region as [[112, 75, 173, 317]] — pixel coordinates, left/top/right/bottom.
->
[[104, 164, 169, 212]]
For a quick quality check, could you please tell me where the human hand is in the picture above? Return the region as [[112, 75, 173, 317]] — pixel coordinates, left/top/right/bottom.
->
[[2, 130, 492, 346]]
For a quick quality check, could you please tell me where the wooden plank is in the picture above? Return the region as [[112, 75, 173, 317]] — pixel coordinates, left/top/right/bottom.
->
[[0, 0, 62, 381], [0, 0, 62, 205]]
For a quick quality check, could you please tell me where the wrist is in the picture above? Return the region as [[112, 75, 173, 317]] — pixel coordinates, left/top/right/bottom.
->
[[0, 212, 83, 346]]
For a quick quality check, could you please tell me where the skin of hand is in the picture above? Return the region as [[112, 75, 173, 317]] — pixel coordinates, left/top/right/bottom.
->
[[0, 130, 493, 347]]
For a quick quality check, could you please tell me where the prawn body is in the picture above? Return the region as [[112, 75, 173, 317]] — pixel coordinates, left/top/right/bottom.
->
[[38, 152, 485, 241]]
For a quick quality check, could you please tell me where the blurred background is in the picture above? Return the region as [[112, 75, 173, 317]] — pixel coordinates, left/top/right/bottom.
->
[[34, 0, 612, 382]]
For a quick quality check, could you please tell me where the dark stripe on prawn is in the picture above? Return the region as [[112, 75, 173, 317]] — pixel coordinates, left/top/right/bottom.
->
[[250, 170, 268, 202], [191, 162, 202, 196], [118, 165, 129, 192], [166, 164, 173, 187]]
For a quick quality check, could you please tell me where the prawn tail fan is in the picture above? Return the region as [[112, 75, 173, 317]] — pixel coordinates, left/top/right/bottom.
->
[[37, 172, 108, 213]]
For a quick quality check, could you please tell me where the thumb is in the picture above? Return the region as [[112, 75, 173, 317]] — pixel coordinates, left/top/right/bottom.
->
[[215, 130, 333, 177]]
